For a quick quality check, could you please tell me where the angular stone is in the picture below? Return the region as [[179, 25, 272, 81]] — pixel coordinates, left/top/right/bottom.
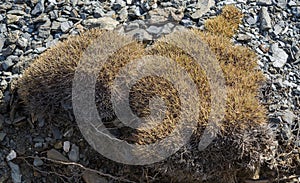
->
[[6, 14, 20, 24], [260, 7, 272, 31], [60, 21, 73, 33], [47, 149, 69, 162], [17, 37, 28, 50], [257, 0, 272, 5], [8, 162, 22, 183], [282, 110, 296, 124], [236, 33, 252, 42], [31, 0, 45, 16], [191, 0, 215, 19], [1, 44, 16, 57], [7, 150, 17, 161], [270, 43, 289, 68]]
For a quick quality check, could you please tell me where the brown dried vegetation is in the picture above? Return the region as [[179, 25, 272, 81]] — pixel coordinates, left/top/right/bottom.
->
[[18, 5, 278, 183]]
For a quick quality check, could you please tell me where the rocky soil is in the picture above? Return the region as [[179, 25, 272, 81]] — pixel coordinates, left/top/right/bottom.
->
[[0, 0, 299, 182]]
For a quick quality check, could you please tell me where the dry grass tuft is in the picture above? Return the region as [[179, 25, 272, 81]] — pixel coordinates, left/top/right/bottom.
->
[[205, 5, 243, 38], [18, 5, 278, 183]]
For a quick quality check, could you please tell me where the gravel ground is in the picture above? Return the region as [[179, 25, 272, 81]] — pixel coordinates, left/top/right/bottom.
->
[[0, 0, 299, 182]]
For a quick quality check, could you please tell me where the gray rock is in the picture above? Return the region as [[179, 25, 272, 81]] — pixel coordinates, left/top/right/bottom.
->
[[31, 0, 45, 16], [125, 22, 139, 31], [0, 24, 7, 33], [126, 0, 132, 5], [0, 132, 6, 141], [146, 25, 162, 34], [7, 10, 27, 16], [292, 7, 300, 17], [63, 141, 71, 153], [47, 149, 69, 162], [33, 157, 44, 166], [49, 10, 59, 20], [257, 0, 272, 5], [17, 37, 28, 50], [1, 44, 16, 57], [51, 21, 60, 30], [236, 33, 252, 42], [119, 8, 128, 22], [260, 7, 272, 31], [161, 23, 175, 34], [246, 16, 257, 25], [191, 0, 215, 19], [93, 7, 105, 18], [288, 0, 297, 6], [181, 19, 194, 27], [126, 28, 153, 41], [52, 127, 62, 139], [0, 36, 4, 52], [83, 17, 119, 30], [6, 14, 20, 24], [273, 24, 283, 35], [34, 47, 46, 54], [60, 21, 73, 33], [8, 162, 22, 183], [2, 56, 17, 70], [277, 0, 287, 9], [68, 144, 79, 162], [71, 0, 78, 7], [282, 110, 297, 124], [6, 150, 17, 161], [270, 43, 289, 68]]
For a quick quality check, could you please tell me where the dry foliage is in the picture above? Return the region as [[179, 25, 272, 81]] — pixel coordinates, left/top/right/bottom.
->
[[18, 5, 279, 183]]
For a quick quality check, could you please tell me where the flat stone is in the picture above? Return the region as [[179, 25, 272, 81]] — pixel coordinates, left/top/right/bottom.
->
[[270, 43, 289, 68], [31, 0, 45, 16], [7, 10, 27, 16], [51, 21, 60, 30], [8, 162, 22, 183], [236, 33, 252, 42], [259, 7, 272, 31], [83, 17, 119, 30], [47, 149, 69, 162], [191, 0, 215, 19], [60, 21, 73, 33], [6, 14, 20, 24], [257, 0, 272, 5], [146, 25, 162, 34], [282, 110, 297, 124]]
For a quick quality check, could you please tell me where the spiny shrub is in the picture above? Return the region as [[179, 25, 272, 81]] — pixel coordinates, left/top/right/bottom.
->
[[18, 5, 277, 183]]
